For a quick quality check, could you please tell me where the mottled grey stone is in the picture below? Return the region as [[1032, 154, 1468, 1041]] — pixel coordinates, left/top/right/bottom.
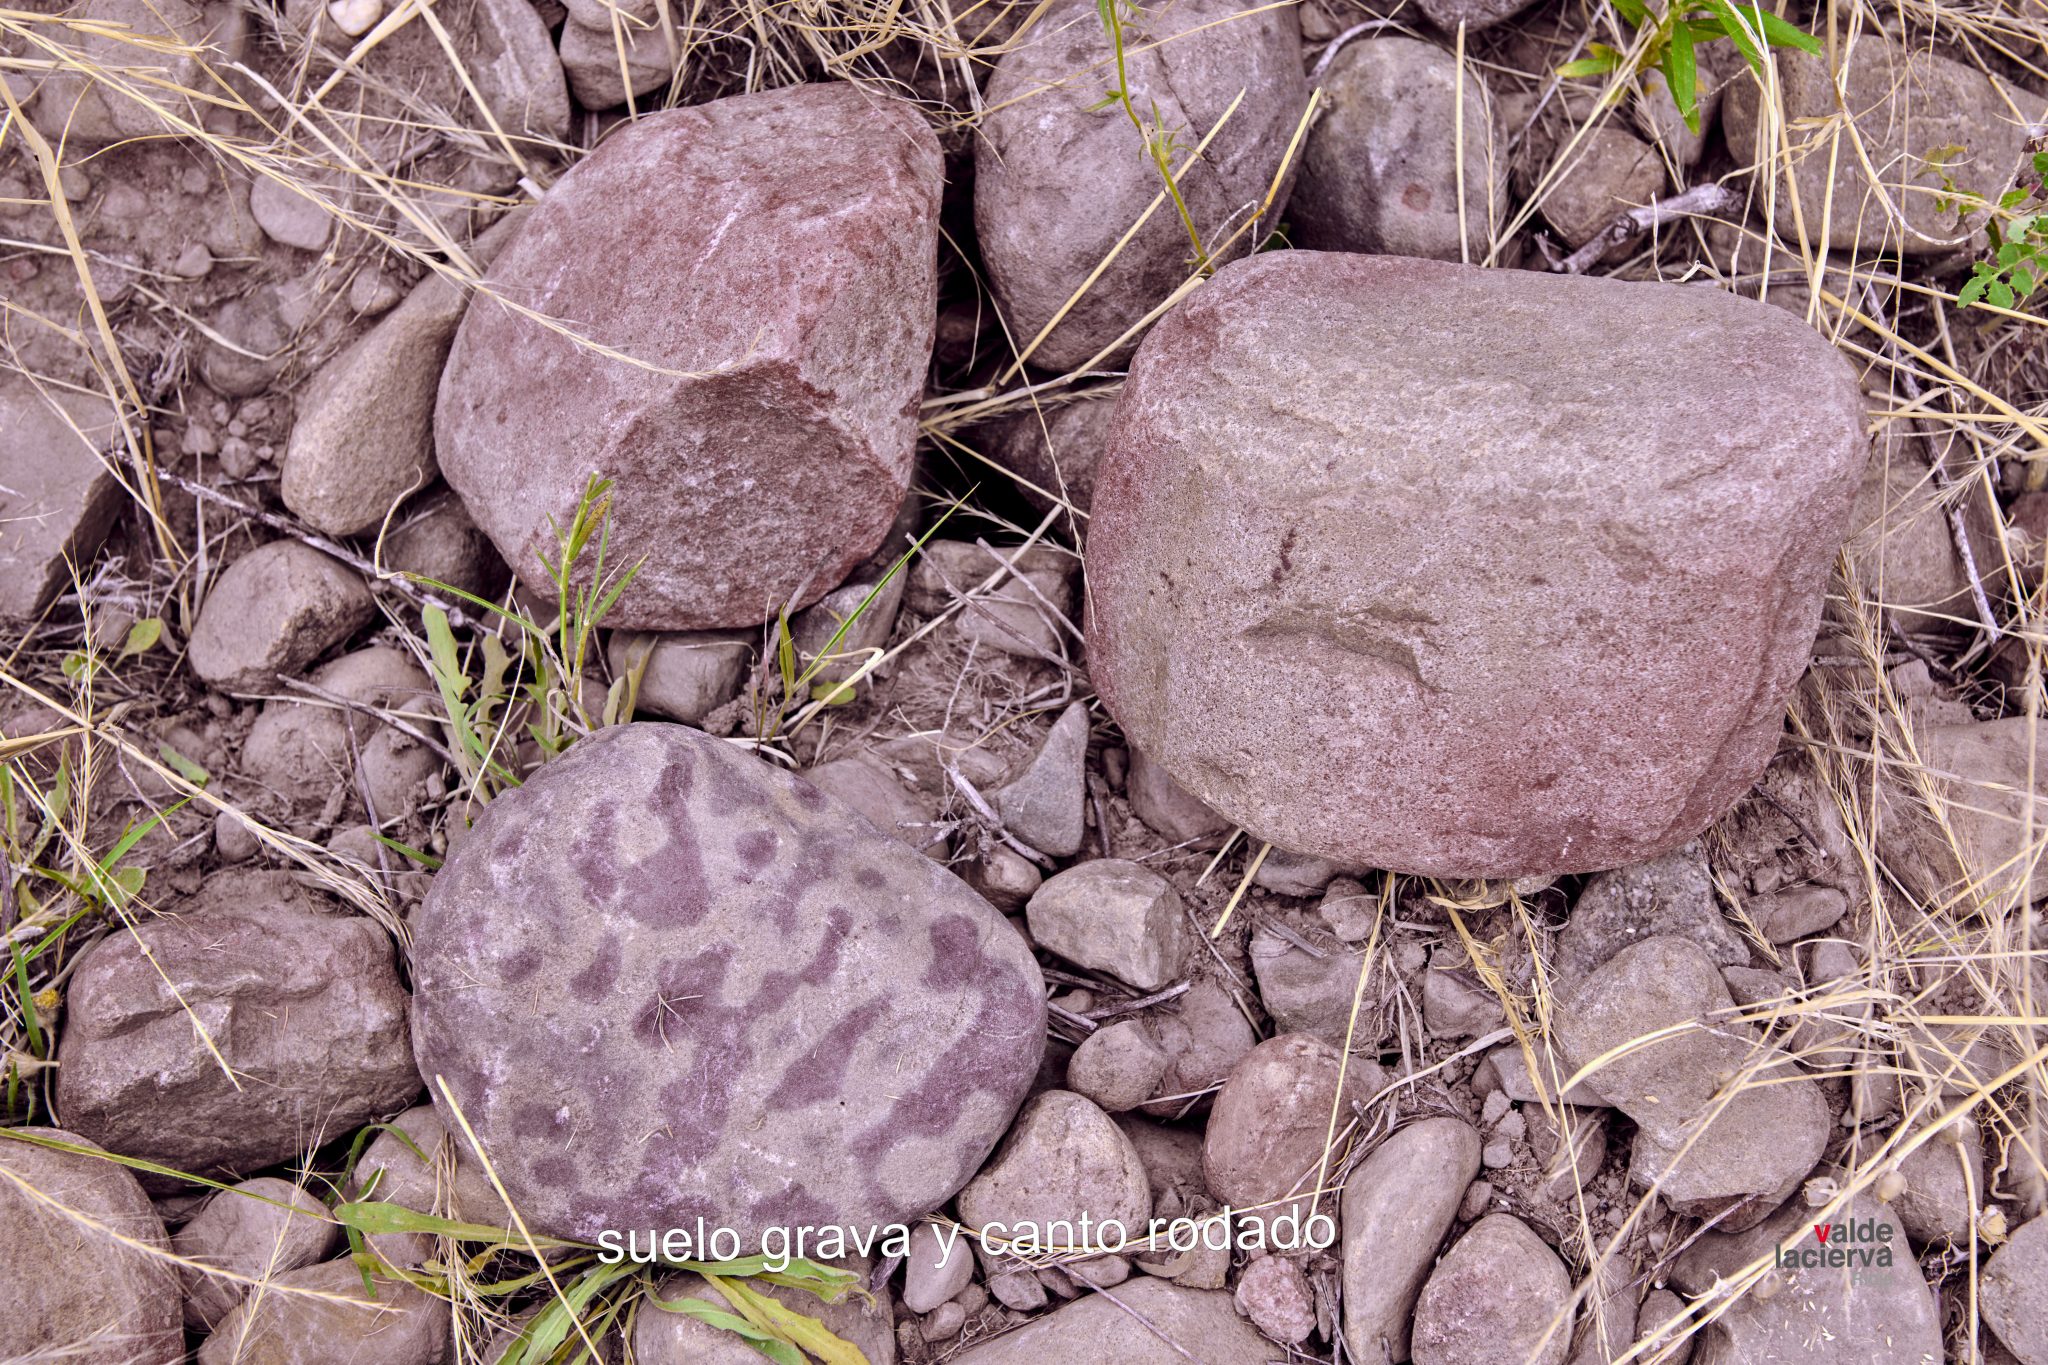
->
[[410, 723, 1045, 1246]]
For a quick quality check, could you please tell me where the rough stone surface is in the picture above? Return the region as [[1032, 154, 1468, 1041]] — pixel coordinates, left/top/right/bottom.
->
[[1235, 1254, 1315, 1345], [948, 1278, 1270, 1364], [1421, 962, 1504, 1037], [31, 0, 225, 144], [1557, 847, 1749, 981], [55, 870, 418, 1183], [802, 751, 938, 853], [240, 645, 441, 814], [1341, 1117, 1483, 1365], [992, 701, 1089, 857], [1026, 858, 1188, 991], [410, 722, 1045, 1245], [350, 1104, 511, 1230], [1293, 38, 1501, 260], [0, 377, 125, 620], [1085, 251, 1868, 878], [1066, 1019, 1170, 1112], [1891, 1123, 1983, 1247], [384, 490, 509, 601], [558, 16, 677, 109], [176, 1178, 339, 1331], [282, 268, 470, 536], [611, 629, 754, 725], [903, 1224, 975, 1314], [1528, 125, 1665, 250], [1413, 0, 1537, 33], [956, 1090, 1151, 1239], [1411, 1214, 1571, 1365], [188, 541, 376, 693], [0, 1128, 183, 1365], [250, 175, 332, 252], [1127, 741, 1230, 844], [1725, 42, 2031, 254], [1250, 930, 1369, 1042], [197, 1256, 451, 1365], [1485, 1042, 1609, 1106], [1843, 429, 1995, 639], [906, 539, 1078, 659], [1672, 1191, 1941, 1364], [974, 0, 1308, 370], [1556, 936, 1828, 1231], [789, 491, 917, 683], [436, 84, 941, 630], [1144, 978, 1256, 1117], [1753, 884, 1850, 943], [984, 391, 1115, 516], [634, 1264, 896, 1365], [1204, 1034, 1378, 1233], [1984, 1213, 2048, 1364], [1881, 718, 2048, 908]]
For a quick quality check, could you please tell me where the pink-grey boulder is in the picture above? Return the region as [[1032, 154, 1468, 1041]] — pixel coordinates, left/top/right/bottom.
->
[[1085, 252, 1868, 878], [435, 83, 941, 629], [974, 0, 1307, 372], [410, 723, 1046, 1247]]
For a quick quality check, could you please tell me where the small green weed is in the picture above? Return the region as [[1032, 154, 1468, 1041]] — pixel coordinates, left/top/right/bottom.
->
[[1558, 0, 1819, 134], [409, 474, 644, 803], [1937, 149, 2048, 311], [1089, 0, 1210, 271]]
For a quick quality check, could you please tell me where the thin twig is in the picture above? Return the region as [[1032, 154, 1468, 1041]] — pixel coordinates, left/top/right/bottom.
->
[[1560, 183, 1743, 274]]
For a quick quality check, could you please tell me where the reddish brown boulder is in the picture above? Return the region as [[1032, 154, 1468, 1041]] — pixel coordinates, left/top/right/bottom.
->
[[1086, 253, 1868, 878], [410, 723, 1045, 1247], [54, 871, 419, 1183], [974, 0, 1307, 372], [436, 83, 941, 629]]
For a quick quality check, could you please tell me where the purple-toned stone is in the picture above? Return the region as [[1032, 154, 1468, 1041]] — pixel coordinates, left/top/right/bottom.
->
[[1085, 252, 1868, 879], [410, 723, 1046, 1246], [435, 83, 941, 629]]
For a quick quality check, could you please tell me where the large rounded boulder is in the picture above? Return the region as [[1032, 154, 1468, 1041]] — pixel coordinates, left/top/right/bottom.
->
[[1085, 252, 1868, 878], [410, 723, 1046, 1246], [435, 83, 942, 629]]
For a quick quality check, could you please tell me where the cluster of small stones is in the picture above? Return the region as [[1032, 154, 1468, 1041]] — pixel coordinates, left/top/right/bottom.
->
[[6, 1, 2047, 1362]]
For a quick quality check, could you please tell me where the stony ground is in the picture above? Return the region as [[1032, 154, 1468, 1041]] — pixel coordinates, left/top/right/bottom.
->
[[4, 0, 2048, 1362]]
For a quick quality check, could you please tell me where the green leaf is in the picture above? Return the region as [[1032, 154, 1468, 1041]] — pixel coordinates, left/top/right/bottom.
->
[[1612, 0, 1649, 24], [158, 744, 209, 788], [1664, 20, 1700, 134], [645, 1294, 805, 1365], [775, 611, 797, 693], [120, 618, 162, 657], [1999, 241, 2024, 266], [333, 1200, 580, 1248], [1701, 0, 1766, 72], [11, 942, 43, 1056], [704, 1274, 869, 1365], [1556, 50, 1622, 78], [372, 832, 441, 869], [2033, 151, 2048, 177], [1990, 279, 2018, 310], [60, 652, 89, 681], [1959, 273, 1990, 307], [1747, 5, 1821, 53], [496, 1261, 639, 1365], [2013, 263, 2038, 297]]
